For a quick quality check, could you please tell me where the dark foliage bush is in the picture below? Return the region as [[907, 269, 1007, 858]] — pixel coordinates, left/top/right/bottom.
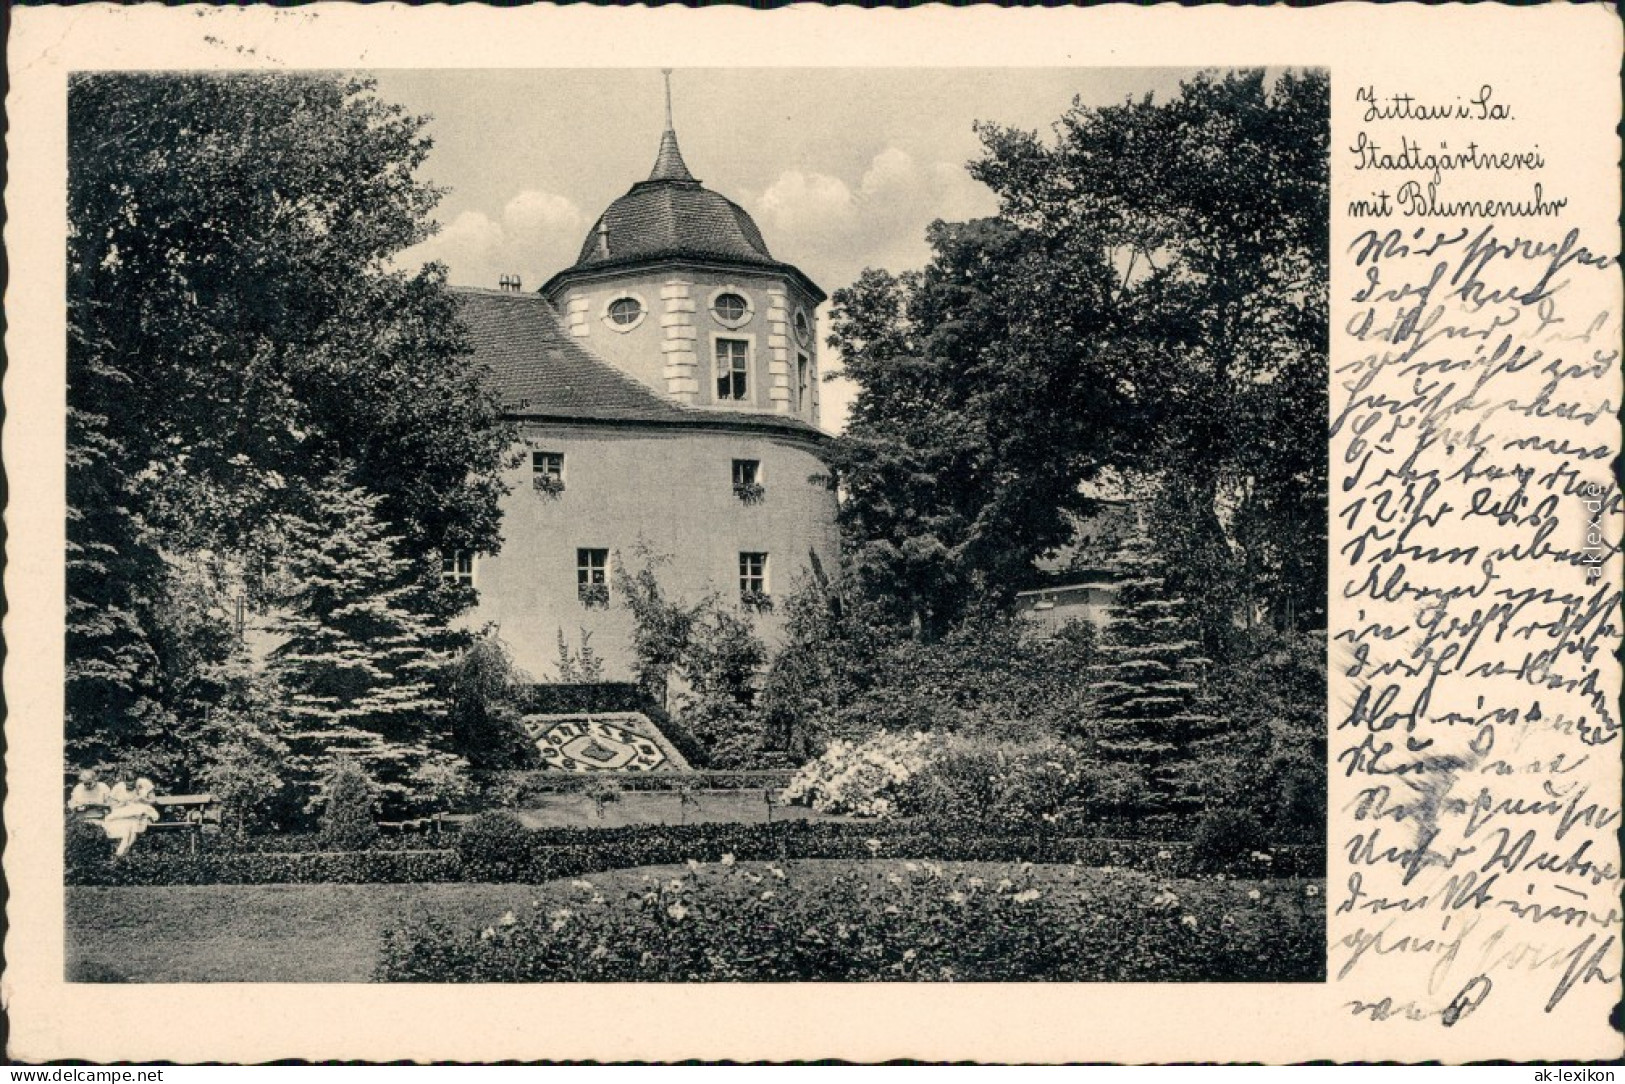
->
[[379, 860, 1325, 983], [1191, 807, 1270, 872], [66, 819, 114, 877], [319, 761, 381, 851]]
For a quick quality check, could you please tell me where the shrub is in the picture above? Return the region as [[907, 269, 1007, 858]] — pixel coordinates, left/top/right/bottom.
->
[[378, 859, 1325, 982], [66, 819, 113, 876], [1191, 807, 1269, 872], [445, 630, 537, 770], [895, 736, 1097, 832], [781, 732, 934, 816], [455, 811, 536, 882], [319, 760, 380, 851]]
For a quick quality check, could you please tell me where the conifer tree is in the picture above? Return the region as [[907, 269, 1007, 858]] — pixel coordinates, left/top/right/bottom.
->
[[1084, 528, 1221, 815], [270, 476, 461, 811]]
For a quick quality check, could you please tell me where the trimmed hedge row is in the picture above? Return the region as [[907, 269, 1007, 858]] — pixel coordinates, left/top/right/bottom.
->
[[456, 815, 1325, 883], [476, 769, 797, 803], [68, 848, 462, 887], [66, 818, 1323, 886]]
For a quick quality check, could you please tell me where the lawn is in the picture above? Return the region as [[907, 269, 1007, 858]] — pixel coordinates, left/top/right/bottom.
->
[[67, 861, 1324, 983]]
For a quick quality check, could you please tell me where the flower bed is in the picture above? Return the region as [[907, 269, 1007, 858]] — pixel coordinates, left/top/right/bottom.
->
[[378, 858, 1325, 982], [478, 769, 797, 804]]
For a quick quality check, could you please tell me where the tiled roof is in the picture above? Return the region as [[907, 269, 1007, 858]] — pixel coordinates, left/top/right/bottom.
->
[[573, 178, 775, 269], [454, 287, 827, 440]]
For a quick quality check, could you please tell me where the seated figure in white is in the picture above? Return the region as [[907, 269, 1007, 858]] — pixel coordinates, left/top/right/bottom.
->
[[68, 769, 112, 816], [103, 777, 161, 856]]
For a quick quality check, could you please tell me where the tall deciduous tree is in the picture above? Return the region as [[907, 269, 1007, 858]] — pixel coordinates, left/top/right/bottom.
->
[[972, 68, 1329, 643], [829, 69, 1327, 647], [66, 72, 513, 760]]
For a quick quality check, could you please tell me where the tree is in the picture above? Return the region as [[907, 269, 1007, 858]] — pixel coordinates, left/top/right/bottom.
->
[[825, 218, 1128, 638], [444, 629, 537, 770], [66, 72, 514, 758], [971, 69, 1329, 643], [613, 545, 699, 706], [1082, 529, 1222, 816], [270, 476, 462, 812], [829, 70, 1327, 648]]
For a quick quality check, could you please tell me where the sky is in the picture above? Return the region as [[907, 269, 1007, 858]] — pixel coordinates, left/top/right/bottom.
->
[[372, 68, 1204, 431]]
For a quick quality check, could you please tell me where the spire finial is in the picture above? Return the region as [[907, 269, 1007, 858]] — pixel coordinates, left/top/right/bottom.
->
[[647, 68, 696, 183]]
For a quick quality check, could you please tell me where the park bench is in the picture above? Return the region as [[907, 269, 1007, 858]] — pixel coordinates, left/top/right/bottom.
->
[[147, 794, 222, 852]]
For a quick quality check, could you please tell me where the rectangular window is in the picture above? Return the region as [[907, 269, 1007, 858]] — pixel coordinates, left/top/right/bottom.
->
[[441, 551, 475, 587], [739, 551, 769, 596], [715, 337, 749, 401], [797, 353, 810, 413], [532, 451, 564, 480], [732, 459, 759, 487], [577, 548, 610, 607], [532, 451, 566, 495]]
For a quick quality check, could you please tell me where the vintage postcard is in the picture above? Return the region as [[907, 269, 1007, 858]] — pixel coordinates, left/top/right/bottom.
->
[[5, 1, 1621, 1064]]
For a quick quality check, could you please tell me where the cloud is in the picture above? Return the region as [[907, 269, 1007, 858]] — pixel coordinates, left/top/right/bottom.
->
[[398, 189, 586, 291], [755, 170, 856, 237], [747, 146, 999, 289]]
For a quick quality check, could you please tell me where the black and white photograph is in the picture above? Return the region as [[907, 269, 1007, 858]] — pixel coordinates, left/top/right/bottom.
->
[[63, 65, 1330, 984]]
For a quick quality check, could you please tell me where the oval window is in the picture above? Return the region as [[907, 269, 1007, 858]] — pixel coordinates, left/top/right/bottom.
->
[[608, 297, 643, 325], [713, 292, 749, 325], [793, 309, 812, 346]]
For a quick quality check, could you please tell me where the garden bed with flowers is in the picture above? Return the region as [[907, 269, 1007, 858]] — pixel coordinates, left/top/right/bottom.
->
[[67, 859, 1324, 983], [378, 857, 1325, 983]]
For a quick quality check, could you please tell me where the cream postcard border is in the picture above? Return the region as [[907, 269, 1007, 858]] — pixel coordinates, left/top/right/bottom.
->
[[6, 2, 1623, 1064]]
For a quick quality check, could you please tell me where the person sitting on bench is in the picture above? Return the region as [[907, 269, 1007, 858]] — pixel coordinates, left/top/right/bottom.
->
[[103, 776, 160, 856], [68, 769, 111, 816]]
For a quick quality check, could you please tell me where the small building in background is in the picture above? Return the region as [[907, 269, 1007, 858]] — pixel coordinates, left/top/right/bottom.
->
[[1015, 495, 1136, 637]]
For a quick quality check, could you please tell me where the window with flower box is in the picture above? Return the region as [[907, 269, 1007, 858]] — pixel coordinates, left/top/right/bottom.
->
[[732, 459, 764, 504], [739, 552, 771, 611], [577, 548, 610, 608], [532, 451, 565, 496]]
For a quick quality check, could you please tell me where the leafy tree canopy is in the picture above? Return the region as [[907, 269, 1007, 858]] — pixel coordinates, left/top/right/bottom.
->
[[828, 69, 1328, 645], [66, 72, 514, 761]]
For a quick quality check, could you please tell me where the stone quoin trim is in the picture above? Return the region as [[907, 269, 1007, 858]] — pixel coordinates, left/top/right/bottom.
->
[[660, 278, 700, 402]]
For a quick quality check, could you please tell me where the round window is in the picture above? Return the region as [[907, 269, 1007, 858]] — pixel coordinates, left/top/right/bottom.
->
[[713, 292, 749, 325], [793, 309, 812, 346], [608, 297, 643, 326]]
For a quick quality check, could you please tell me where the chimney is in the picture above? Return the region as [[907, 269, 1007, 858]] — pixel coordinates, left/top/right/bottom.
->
[[596, 220, 611, 259], [498, 274, 522, 292]]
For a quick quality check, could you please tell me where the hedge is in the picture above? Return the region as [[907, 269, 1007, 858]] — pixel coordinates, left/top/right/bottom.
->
[[65, 818, 1323, 887], [67, 848, 462, 887], [476, 769, 797, 804], [456, 815, 1324, 884]]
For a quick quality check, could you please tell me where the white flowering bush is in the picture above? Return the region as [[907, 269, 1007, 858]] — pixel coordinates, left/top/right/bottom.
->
[[780, 731, 935, 816]]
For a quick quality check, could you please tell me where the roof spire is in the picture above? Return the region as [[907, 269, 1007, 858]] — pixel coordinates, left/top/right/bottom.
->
[[648, 68, 696, 183]]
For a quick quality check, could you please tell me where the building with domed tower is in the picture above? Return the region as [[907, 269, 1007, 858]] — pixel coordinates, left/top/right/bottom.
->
[[448, 77, 839, 683]]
